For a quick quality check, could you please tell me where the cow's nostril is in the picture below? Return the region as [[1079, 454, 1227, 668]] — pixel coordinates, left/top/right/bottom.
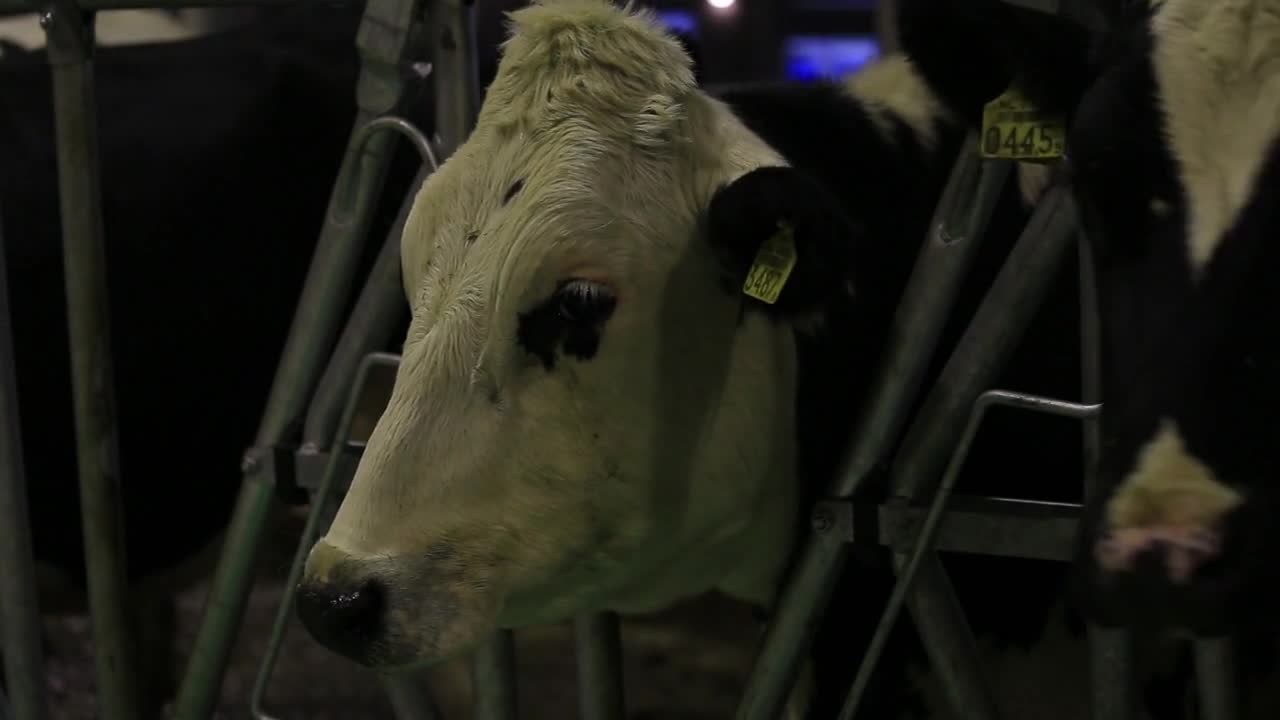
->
[[296, 578, 386, 663]]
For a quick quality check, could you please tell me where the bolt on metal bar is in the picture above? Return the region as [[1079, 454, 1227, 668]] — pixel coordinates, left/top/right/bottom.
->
[[248, 352, 405, 720], [1195, 638, 1237, 720], [840, 391, 1100, 719], [736, 137, 1012, 720], [0, 208, 50, 720], [473, 631, 519, 720], [575, 612, 626, 720], [171, 1, 428, 703], [42, 4, 141, 719]]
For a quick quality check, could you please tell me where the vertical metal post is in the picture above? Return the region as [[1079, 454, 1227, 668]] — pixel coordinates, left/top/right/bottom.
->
[[0, 209, 50, 720], [1078, 210, 1137, 720], [1194, 638, 1237, 720], [575, 613, 625, 720], [472, 631, 518, 720], [736, 140, 1012, 720], [429, 0, 480, 158], [171, 3, 426, 717], [41, 4, 140, 719]]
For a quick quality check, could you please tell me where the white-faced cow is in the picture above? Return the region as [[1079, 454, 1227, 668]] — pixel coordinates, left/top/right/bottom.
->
[[292, 1, 1117, 716], [1, 5, 428, 713]]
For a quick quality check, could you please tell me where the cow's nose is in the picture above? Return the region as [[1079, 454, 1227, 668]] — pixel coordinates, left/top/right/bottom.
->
[[295, 577, 386, 664]]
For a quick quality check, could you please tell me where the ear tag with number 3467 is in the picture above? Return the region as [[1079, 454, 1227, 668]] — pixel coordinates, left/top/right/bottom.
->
[[742, 221, 797, 305]]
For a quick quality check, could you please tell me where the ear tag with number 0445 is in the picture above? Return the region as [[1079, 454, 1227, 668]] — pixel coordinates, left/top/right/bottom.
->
[[980, 86, 1066, 162], [742, 222, 798, 305]]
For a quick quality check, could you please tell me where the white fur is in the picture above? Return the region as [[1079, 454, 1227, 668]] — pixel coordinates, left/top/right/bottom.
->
[[844, 53, 951, 150], [1105, 419, 1244, 528], [314, 0, 800, 665], [1151, 0, 1280, 275]]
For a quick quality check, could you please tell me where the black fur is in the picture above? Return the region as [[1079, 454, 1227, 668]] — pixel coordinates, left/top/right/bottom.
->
[[1, 6, 427, 713], [516, 280, 618, 371], [1062, 6, 1280, 636], [703, 68, 1086, 717]]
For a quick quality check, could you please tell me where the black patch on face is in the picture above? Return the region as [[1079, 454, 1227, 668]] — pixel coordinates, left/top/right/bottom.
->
[[503, 179, 525, 205], [516, 280, 618, 371], [465, 230, 478, 245]]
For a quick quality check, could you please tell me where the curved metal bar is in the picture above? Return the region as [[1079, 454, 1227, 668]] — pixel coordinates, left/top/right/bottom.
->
[[736, 137, 1012, 720], [839, 390, 1100, 719], [248, 352, 405, 720], [334, 115, 439, 224]]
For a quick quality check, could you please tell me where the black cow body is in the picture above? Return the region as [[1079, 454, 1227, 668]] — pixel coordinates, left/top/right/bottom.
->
[[0, 4, 427, 712]]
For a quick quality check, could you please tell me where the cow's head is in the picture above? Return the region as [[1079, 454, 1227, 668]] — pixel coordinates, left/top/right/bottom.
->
[[901, 0, 1280, 633], [294, 0, 859, 669], [1064, 0, 1280, 633]]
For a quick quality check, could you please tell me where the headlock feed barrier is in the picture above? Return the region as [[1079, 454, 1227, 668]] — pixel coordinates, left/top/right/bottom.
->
[[0, 0, 1244, 719]]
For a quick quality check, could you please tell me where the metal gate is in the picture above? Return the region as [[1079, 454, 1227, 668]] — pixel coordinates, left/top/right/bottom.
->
[[0, 1, 1242, 719]]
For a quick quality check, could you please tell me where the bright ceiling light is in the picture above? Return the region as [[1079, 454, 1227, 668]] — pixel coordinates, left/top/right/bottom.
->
[[707, 0, 735, 9]]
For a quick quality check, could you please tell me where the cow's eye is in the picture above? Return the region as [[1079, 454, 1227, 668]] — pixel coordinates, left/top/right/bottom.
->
[[555, 279, 617, 325]]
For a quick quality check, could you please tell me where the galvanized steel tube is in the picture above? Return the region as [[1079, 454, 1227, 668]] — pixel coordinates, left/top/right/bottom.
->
[[0, 209, 50, 720], [1079, 204, 1137, 720], [472, 631, 518, 720], [736, 139, 1012, 720], [172, 11, 413, 714], [43, 5, 140, 719], [575, 612, 625, 720]]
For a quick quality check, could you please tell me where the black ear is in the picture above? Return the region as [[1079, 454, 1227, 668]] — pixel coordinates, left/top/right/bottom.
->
[[705, 166, 860, 322]]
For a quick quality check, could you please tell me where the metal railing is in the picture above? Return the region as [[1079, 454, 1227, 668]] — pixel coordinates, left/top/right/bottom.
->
[[0, 1, 1244, 720]]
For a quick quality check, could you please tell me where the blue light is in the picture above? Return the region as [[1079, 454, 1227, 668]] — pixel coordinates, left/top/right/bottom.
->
[[783, 35, 881, 82], [655, 10, 699, 37]]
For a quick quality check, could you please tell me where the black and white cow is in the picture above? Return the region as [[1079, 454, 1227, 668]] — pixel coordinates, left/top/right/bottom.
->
[[287, 1, 1115, 716], [900, 0, 1280, 636], [1, 4, 427, 712]]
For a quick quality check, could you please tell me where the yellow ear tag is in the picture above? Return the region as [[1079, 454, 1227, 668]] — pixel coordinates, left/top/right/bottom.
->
[[980, 85, 1066, 163], [742, 221, 798, 305]]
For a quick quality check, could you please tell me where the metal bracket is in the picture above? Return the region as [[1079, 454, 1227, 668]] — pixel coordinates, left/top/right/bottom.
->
[[814, 494, 1081, 563]]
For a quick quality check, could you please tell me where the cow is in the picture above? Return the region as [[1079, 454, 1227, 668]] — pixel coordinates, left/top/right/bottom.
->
[[895, 0, 1280, 712], [899, 0, 1280, 641], [1, 4, 428, 713], [283, 1, 1128, 716]]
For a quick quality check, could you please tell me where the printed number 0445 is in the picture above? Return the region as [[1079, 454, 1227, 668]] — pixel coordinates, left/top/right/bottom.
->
[[984, 125, 1057, 156]]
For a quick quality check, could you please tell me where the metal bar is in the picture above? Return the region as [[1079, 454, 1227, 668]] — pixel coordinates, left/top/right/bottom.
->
[[172, 0, 426, 706], [874, 184, 1079, 720], [575, 612, 626, 720], [297, 134, 436, 493], [840, 391, 1098, 719], [1195, 638, 1237, 720], [428, 0, 480, 158], [822, 494, 1082, 562], [736, 138, 1012, 720], [1078, 194, 1137, 720], [472, 631, 518, 720], [0, 210, 50, 720], [42, 5, 141, 719], [301, 130, 436, 448], [381, 672, 444, 720], [248, 353, 404, 720]]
